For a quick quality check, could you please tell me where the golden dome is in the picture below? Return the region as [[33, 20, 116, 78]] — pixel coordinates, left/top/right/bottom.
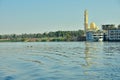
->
[[90, 22, 96, 30]]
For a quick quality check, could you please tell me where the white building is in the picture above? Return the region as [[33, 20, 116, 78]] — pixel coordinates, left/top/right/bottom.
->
[[107, 30, 120, 41]]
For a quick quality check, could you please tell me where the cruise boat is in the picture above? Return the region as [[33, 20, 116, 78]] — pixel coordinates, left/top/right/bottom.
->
[[86, 31, 103, 42]]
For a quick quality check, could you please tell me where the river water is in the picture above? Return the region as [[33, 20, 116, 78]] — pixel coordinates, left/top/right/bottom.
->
[[0, 42, 120, 80]]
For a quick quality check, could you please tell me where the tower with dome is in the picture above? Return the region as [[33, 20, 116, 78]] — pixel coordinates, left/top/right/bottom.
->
[[84, 10, 103, 41]]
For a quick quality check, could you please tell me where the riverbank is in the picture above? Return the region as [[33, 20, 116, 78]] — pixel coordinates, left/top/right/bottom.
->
[[0, 30, 86, 42], [0, 36, 86, 42]]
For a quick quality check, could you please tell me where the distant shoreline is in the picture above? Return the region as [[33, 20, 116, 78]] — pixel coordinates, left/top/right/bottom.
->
[[0, 37, 86, 42], [0, 30, 86, 42]]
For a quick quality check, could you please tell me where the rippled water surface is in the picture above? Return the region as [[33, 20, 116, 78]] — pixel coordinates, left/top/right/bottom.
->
[[0, 42, 120, 80]]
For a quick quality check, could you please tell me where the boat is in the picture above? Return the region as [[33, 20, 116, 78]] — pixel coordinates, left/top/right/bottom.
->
[[86, 31, 103, 42]]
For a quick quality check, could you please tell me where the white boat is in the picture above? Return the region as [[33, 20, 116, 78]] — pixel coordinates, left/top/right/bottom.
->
[[86, 31, 103, 42]]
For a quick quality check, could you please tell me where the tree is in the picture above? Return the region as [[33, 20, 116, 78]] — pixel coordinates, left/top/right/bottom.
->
[[118, 24, 120, 29]]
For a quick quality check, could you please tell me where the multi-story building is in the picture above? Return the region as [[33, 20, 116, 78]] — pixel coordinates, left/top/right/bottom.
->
[[102, 24, 120, 41], [107, 29, 120, 41], [102, 24, 116, 31]]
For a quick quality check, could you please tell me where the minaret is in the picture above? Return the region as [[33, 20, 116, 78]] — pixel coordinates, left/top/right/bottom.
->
[[84, 10, 88, 33]]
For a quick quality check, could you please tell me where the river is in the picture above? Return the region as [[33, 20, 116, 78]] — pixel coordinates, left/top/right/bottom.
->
[[0, 42, 120, 80]]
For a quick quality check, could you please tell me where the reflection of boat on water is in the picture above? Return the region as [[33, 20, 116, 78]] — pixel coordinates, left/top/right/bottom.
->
[[83, 42, 103, 67], [82, 42, 103, 75], [82, 42, 92, 67]]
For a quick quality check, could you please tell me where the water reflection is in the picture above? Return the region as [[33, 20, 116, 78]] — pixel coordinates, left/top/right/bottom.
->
[[84, 42, 104, 66], [83, 42, 104, 75], [84, 42, 91, 66], [103, 42, 120, 54], [84, 42, 98, 67], [0, 42, 120, 80]]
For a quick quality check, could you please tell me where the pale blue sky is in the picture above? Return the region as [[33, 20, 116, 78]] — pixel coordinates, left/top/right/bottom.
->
[[0, 0, 120, 34]]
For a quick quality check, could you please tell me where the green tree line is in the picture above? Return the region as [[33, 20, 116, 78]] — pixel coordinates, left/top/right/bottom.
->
[[0, 30, 85, 42]]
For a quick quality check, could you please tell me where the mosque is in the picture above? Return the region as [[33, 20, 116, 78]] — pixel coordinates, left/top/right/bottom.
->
[[84, 10, 99, 32], [84, 10, 103, 41]]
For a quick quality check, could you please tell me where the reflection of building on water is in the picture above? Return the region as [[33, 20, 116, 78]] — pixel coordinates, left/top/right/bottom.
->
[[84, 42, 91, 66], [103, 42, 120, 54], [83, 42, 103, 67], [83, 42, 96, 67], [83, 42, 103, 75], [82, 42, 94, 75]]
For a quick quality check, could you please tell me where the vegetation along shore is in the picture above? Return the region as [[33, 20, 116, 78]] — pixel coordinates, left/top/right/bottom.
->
[[0, 30, 85, 42]]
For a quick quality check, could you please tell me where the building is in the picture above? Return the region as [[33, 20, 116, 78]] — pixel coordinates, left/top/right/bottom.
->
[[84, 10, 103, 41], [102, 24, 120, 41], [102, 24, 116, 31], [84, 10, 99, 32], [107, 29, 120, 41]]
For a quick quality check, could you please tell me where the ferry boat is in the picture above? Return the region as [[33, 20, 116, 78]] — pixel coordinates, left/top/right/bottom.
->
[[86, 31, 103, 42]]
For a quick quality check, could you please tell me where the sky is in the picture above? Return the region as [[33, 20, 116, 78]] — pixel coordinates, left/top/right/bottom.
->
[[0, 0, 120, 34]]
